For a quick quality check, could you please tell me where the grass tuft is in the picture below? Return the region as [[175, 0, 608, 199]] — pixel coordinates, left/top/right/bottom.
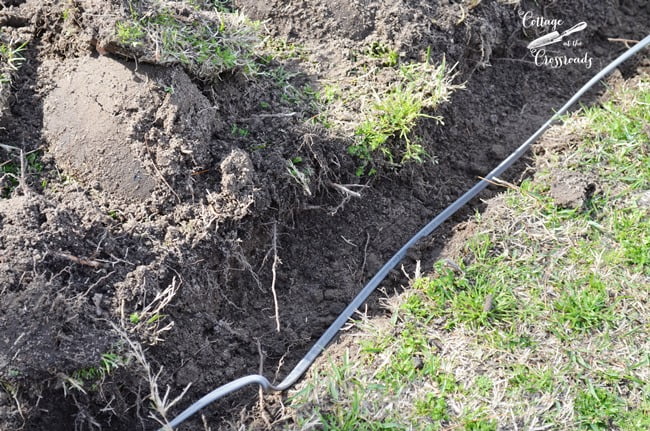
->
[[573, 386, 624, 430], [114, 0, 260, 80], [552, 274, 616, 334], [310, 46, 463, 176], [349, 58, 462, 175], [0, 39, 26, 87]]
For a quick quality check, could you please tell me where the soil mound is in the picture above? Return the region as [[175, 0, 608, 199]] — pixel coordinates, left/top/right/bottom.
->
[[43, 55, 220, 206], [43, 57, 158, 202]]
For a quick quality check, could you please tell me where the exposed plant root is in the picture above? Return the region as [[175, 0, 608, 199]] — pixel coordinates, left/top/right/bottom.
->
[[270, 223, 282, 332], [112, 323, 191, 429]]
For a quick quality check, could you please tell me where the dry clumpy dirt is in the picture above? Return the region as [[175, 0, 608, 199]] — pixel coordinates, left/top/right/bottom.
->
[[0, 0, 648, 430]]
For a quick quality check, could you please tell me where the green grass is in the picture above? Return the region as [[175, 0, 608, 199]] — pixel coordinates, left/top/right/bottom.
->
[[304, 45, 463, 176], [115, 1, 260, 80], [73, 353, 127, 382], [349, 58, 463, 175], [574, 386, 625, 430], [0, 39, 26, 86], [508, 364, 556, 394], [551, 274, 616, 334], [286, 74, 649, 430], [365, 41, 399, 67], [115, 20, 145, 46], [64, 352, 129, 394], [414, 393, 449, 421], [187, 0, 232, 12], [617, 400, 650, 431]]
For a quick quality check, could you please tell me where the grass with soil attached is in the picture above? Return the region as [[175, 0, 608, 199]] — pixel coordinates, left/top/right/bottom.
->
[[286, 75, 650, 430], [115, 0, 260, 79], [349, 58, 461, 175], [316, 47, 464, 176]]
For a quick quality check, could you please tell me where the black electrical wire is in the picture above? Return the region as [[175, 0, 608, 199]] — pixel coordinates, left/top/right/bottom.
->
[[161, 34, 650, 430]]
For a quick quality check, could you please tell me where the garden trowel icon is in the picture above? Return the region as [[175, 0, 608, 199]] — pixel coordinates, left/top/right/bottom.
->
[[527, 22, 588, 50]]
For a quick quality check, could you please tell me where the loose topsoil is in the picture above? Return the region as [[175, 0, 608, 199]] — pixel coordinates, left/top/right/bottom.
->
[[0, 1, 648, 430]]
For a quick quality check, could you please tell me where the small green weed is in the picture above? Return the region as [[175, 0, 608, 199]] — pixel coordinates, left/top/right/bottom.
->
[[107, 209, 123, 221], [0, 161, 19, 198], [366, 41, 399, 67], [462, 417, 497, 431], [1, 150, 46, 197], [61, 8, 72, 21], [319, 83, 342, 104], [145, 313, 165, 325], [115, 21, 145, 46], [230, 124, 249, 137], [26, 151, 43, 172], [73, 352, 127, 384]]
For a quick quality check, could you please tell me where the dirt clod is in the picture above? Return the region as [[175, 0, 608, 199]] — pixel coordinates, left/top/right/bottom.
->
[[206, 148, 259, 223], [549, 169, 599, 209]]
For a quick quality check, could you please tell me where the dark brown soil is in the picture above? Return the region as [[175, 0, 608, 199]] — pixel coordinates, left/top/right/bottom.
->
[[0, 0, 648, 430]]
